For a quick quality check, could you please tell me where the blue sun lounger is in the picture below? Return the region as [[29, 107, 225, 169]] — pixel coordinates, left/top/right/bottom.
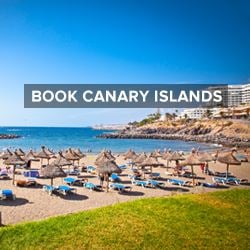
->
[[168, 179, 190, 186], [87, 166, 96, 174], [131, 178, 149, 188], [213, 177, 241, 185], [57, 185, 76, 195], [65, 169, 81, 176], [110, 173, 121, 182], [109, 183, 131, 192], [64, 177, 83, 186], [24, 170, 40, 178], [118, 164, 127, 170], [149, 172, 161, 179], [43, 185, 58, 195], [84, 182, 102, 191], [147, 179, 165, 188], [0, 189, 16, 200]]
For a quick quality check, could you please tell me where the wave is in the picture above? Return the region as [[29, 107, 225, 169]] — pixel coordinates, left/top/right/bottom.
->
[[7, 129, 21, 132]]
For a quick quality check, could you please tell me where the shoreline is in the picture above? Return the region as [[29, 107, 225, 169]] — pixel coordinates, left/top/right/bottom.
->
[[98, 132, 250, 148]]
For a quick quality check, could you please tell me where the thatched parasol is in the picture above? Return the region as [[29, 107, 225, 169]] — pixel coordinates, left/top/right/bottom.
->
[[0, 149, 13, 160], [168, 152, 185, 161], [133, 152, 147, 165], [15, 148, 25, 156], [150, 150, 162, 159], [36, 146, 53, 166], [4, 152, 26, 185], [24, 150, 38, 162], [41, 164, 66, 186], [73, 148, 86, 159], [63, 148, 79, 165], [96, 158, 121, 191], [95, 151, 114, 165], [123, 149, 137, 160], [162, 151, 172, 160], [217, 150, 241, 179], [51, 152, 72, 167], [181, 152, 202, 185], [140, 156, 164, 176]]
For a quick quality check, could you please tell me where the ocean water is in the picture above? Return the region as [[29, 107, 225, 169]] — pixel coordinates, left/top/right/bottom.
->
[[0, 127, 217, 153]]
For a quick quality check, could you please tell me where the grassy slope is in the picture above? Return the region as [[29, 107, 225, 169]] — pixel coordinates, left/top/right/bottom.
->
[[0, 189, 249, 250]]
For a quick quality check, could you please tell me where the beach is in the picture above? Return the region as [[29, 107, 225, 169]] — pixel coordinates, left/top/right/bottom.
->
[[0, 153, 249, 225]]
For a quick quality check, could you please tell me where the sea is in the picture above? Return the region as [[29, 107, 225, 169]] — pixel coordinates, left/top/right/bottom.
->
[[0, 127, 218, 153]]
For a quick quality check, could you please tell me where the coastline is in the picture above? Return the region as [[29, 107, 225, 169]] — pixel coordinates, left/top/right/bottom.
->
[[98, 130, 250, 148]]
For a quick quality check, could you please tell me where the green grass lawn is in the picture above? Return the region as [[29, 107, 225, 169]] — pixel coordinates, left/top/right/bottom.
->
[[0, 189, 249, 249]]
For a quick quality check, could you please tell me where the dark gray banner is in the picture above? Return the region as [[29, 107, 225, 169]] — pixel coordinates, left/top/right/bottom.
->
[[24, 84, 228, 108]]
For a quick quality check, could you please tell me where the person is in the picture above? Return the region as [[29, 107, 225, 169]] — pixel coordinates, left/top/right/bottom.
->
[[173, 160, 182, 176], [99, 174, 104, 187]]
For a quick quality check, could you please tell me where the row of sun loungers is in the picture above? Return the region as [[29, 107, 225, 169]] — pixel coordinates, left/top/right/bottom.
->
[[43, 185, 76, 195]]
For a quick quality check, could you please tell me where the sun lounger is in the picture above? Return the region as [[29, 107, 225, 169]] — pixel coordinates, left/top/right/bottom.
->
[[207, 170, 234, 177], [65, 169, 81, 176], [109, 183, 132, 192], [0, 189, 16, 200], [147, 179, 165, 188], [212, 177, 247, 185], [118, 164, 127, 170], [131, 178, 149, 188], [110, 173, 121, 182], [168, 178, 190, 186], [149, 172, 161, 179], [23, 170, 40, 178], [56, 185, 76, 195], [86, 166, 96, 174], [84, 182, 102, 191], [201, 182, 223, 188], [64, 177, 85, 186], [15, 179, 37, 187], [43, 185, 58, 195], [0, 170, 9, 179]]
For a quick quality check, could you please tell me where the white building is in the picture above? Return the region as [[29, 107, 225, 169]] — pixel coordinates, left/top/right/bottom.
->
[[242, 83, 250, 104], [180, 108, 207, 119]]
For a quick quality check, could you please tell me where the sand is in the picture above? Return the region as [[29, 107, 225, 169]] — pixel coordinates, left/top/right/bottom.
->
[[0, 154, 249, 225]]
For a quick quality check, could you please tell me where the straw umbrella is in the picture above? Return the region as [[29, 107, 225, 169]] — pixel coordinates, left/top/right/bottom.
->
[[4, 152, 25, 185], [95, 151, 115, 164], [63, 148, 79, 166], [36, 146, 53, 166], [41, 164, 66, 186], [0, 149, 13, 160], [180, 152, 202, 186], [51, 152, 72, 168], [133, 152, 147, 165], [23, 150, 39, 168], [217, 150, 241, 179], [73, 148, 86, 165], [123, 149, 137, 160], [140, 156, 164, 177], [150, 150, 162, 159], [96, 157, 121, 192], [166, 152, 185, 171], [15, 148, 25, 157], [198, 152, 216, 174]]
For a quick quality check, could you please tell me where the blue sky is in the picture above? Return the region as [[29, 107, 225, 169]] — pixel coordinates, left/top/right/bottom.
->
[[0, 0, 249, 126]]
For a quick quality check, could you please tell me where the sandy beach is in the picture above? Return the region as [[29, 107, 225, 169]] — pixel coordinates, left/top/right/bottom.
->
[[0, 153, 249, 225]]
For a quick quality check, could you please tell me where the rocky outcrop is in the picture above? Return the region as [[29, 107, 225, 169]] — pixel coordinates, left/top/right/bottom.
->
[[0, 134, 21, 139], [97, 120, 250, 148]]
